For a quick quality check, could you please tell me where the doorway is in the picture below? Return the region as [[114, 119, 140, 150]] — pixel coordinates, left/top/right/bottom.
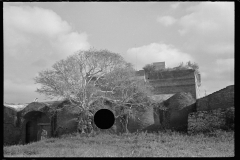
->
[[24, 111, 51, 144], [25, 121, 38, 143]]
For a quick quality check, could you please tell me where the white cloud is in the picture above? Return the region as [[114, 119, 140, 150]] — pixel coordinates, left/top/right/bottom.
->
[[52, 31, 90, 57], [4, 79, 37, 94], [200, 72, 207, 79], [4, 4, 91, 103], [170, 2, 182, 9], [4, 5, 71, 38], [124, 43, 194, 70], [205, 43, 234, 55], [4, 79, 52, 103], [177, 2, 234, 56], [157, 16, 177, 26], [4, 5, 90, 61], [215, 58, 234, 73]]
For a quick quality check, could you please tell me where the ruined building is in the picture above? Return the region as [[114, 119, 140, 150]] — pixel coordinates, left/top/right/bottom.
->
[[4, 61, 234, 145], [136, 62, 201, 100]]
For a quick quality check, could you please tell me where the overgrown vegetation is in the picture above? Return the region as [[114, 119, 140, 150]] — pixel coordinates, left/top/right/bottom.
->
[[143, 61, 201, 86], [143, 61, 199, 72], [34, 48, 154, 132], [4, 130, 234, 157]]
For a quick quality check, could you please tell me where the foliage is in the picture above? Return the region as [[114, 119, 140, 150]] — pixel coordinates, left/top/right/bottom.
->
[[143, 64, 156, 73], [34, 48, 154, 128], [143, 61, 201, 86], [143, 61, 199, 72], [4, 130, 234, 157], [35, 48, 127, 109]]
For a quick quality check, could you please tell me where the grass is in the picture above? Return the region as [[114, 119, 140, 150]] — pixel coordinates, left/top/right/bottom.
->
[[4, 130, 234, 157]]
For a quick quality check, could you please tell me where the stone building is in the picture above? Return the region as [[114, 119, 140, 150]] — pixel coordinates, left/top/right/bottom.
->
[[188, 85, 234, 133], [136, 62, 201, 100], [4, 105, 22, 145]]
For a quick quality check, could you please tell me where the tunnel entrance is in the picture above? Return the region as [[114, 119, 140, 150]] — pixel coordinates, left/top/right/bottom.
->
[[24, 111, 51, 144], [26, 121, 37, 143]]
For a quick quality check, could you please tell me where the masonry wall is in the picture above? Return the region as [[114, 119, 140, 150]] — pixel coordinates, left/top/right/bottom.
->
[[188, 107, 234, 133], [196, 85, 234, 111], [188, 85, 234, 133], [4, 106, 22, 145], [144, 69, 197, 99]]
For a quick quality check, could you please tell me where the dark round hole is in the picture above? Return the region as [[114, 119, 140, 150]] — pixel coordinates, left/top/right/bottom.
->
[[94, 109, 115, 129]]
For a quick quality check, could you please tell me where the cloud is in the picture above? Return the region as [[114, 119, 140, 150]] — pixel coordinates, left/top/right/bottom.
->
[[157, 16, 177, 26], [4, 5, 90, 61], [204, 43, 234, 55], [4, 4, 91, 103], [31, 59, 48, 68], [4, 79, 36, 93], [215, 58, 234, 73], [178, 2, 234, 55], [170, 2, 183, 9], [4, 79, 52, 103], [199, 58, 234, 95], [51, 31, 90, 58], [125, 43, 194, 70], [4, 5, 71, 38]]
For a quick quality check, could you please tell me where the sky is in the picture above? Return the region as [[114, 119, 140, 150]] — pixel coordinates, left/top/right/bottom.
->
[[4, 2, 234, 103]]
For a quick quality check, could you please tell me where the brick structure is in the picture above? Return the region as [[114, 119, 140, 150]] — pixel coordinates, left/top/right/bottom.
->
[[17, 100, 83, 144], [152, 62, 165, 70], [156, 92, 196, 132], [136, 62, 200, 100], [188, 107, 234, 133], [196, 85, 234, 111], [188, 85, 234, 133], [4, 105, 22, 145]]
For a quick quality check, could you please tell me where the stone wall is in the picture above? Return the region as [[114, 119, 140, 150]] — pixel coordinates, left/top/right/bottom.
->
[[55, 104, 81, 136], [153, 84, 196, 99], [196, 85, 234, 111], [127, 106, 155, 133], [188, 107, 234, 133], [157, 92, 196, 132], [136, 69, 198, 99], [4, 106, 22, 145], [146, 69, 195, 80], [188, 85, 234, 133]]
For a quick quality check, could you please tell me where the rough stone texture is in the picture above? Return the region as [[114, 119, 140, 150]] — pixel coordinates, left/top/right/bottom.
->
[[136, 69, 198, 99], [153, 85, 197, 100], [158, 92, 196, 132], [89, 98, 119, 134], [150, 94, 174, 103], [55, 104, 82, 136], [91, 98, 157, 134], [4, 105, 22, 145], [196, 85, 234, 111], [127, 105, 155, 133], [188, 107, 234, 133], [225, 107, 235, 130], [20, 102, 56, 144], [18, 100, 83, 144]]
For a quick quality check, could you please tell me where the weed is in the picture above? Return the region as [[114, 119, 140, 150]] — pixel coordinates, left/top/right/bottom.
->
[[4, 130, 234, 157]]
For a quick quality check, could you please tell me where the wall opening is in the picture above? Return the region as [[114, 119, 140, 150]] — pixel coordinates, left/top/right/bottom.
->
[[24, 111, 51, 144], [25, 120, 37, 143]]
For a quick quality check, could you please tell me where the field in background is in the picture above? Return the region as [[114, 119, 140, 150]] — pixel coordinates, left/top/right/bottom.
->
[[4, 130, 234, 157]]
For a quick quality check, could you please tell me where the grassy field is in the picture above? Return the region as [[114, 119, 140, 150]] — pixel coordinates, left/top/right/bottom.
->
[[4, 130, 234, 157]]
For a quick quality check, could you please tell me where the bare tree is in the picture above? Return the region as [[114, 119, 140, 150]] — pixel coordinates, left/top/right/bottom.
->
[[34, 48, 128, 110], [34, 48, 154, 133], [97, 65, 154, 133]]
